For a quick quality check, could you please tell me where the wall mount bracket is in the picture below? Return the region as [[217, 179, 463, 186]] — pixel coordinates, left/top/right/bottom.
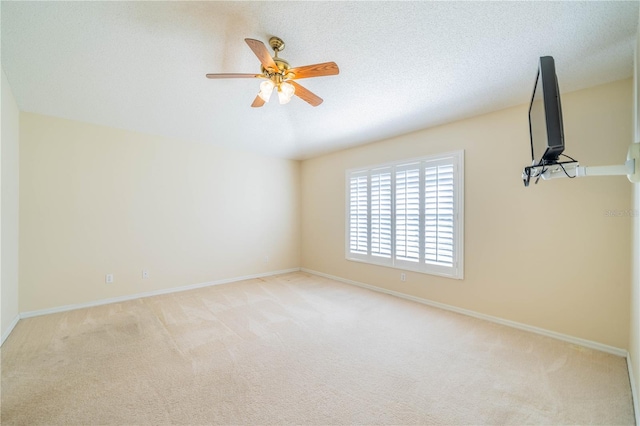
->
[[522, 143, 640, 185]]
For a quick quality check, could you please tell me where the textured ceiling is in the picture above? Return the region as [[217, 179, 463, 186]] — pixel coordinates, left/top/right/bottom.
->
[[1, 1, 638, 160]]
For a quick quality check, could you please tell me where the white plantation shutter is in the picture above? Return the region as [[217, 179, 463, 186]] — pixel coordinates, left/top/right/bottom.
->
[[424, 161, 455, 271], [346, 151, 463, 279], [370, 169, 392, 259], [395, 165, 421, 264], [349, 172, 368, 256]]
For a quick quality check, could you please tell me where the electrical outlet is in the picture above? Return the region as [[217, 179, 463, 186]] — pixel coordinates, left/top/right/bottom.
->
[[400, 273, 406, 282], [105, 274, 114, 284], [142, 270, 149, 279]]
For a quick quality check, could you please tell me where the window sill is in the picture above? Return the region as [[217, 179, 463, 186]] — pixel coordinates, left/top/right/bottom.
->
[[345, 256, 463, 280]]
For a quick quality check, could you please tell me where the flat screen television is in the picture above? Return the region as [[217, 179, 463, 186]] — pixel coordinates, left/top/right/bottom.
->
[[528, 56, 564, 166]]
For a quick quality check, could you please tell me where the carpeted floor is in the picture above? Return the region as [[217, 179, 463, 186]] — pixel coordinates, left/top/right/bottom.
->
[[1, 272, 635, 425]]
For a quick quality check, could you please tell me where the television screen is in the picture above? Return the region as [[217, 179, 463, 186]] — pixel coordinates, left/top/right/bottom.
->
[[528, 56, 564, 165]]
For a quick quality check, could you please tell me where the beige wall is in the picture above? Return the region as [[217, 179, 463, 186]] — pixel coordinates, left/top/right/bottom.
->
[[632, 181, 639, 418], [19, 113, 300, 312], [629, 12, 640, 419], [1, 69, 20, 341], [301, 78, 633, 349]]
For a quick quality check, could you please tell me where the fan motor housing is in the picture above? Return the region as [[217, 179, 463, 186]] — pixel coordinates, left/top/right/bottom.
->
[[262, 58, 290, 75]]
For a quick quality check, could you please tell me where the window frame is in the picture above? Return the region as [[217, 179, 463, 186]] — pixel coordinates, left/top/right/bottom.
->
[[345, 150, 464, 280]]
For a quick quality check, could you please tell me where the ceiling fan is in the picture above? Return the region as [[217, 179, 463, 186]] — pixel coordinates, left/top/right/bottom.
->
[[206, 36, 339, 107]]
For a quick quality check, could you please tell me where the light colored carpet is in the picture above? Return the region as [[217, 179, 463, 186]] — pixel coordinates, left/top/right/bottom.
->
[[1, 272, 635, 425]]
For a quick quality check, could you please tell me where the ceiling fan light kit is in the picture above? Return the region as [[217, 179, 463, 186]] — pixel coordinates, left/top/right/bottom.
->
[[258, 80, 275, 102], [277, 81, 295, 104], [206, 36, 339, 108]]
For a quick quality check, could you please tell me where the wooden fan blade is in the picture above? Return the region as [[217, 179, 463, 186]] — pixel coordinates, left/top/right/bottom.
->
[[245, 38, 278, 72], [288, 62, 339, 80], [289, 81, 323, 107], [206, 73, 260, 79], [251, 95, 265, 108]]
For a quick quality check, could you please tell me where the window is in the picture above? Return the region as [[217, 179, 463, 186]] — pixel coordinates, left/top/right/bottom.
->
[[346, 151, 464, 279]]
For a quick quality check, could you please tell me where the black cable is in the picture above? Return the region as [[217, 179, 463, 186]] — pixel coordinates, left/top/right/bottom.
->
[[535, 167, 547, 184], [558, 162, 576, 179], [560, 153, 577, 162]]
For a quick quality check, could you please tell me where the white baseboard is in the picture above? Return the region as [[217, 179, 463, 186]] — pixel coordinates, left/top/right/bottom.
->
[[301, 268, 628, 358], [628, 352, 640, 426], [20, 268, 301, 319], [1, 314, 20, 347]]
